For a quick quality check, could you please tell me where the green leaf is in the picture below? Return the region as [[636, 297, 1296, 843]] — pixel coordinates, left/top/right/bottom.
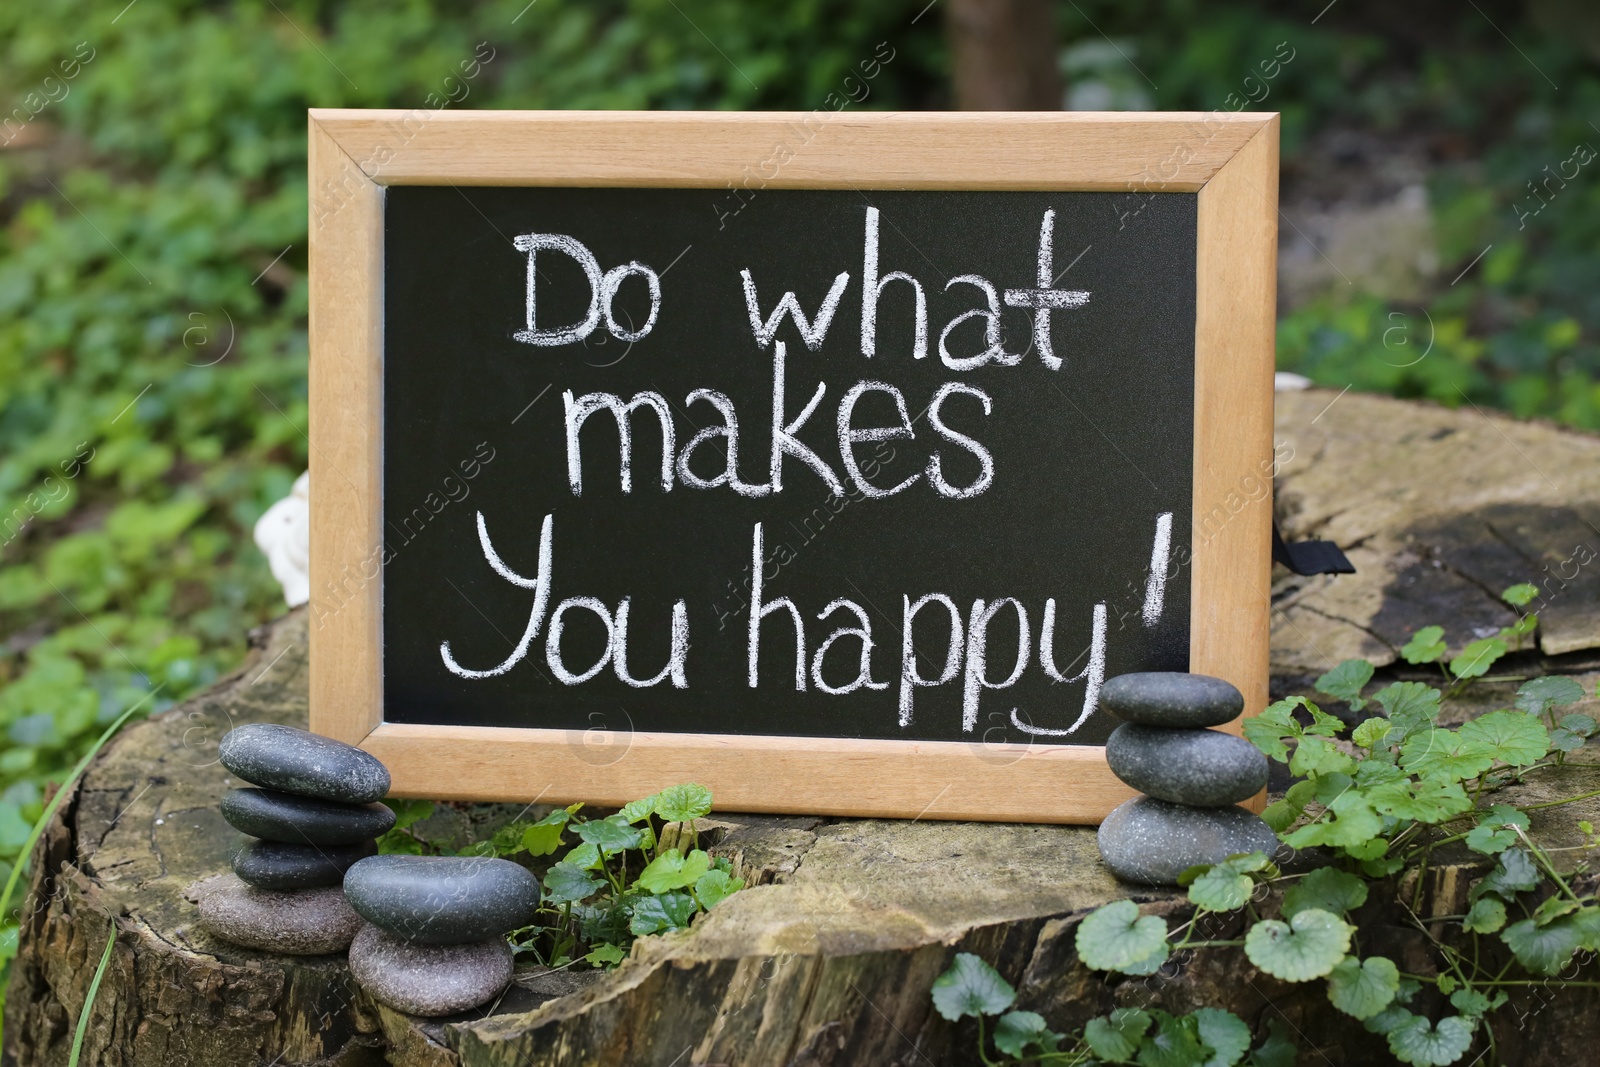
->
[[562, 841, 603, 870], [1075, 899, 1169, 974], [1533, 896, 1581, 926], [653, 784, 713, 823], [1242, 701, 1302, 762], [1249, 1017, 1297, 1067], [1387, 1015, 1475, 1067], [1317, 659, 1375, 710], [1284, 791, 1383, 850], [1449, 638, 1507, 680], [1464, 805, 1530, 855], [1458, 710, 1549, 767], [521, 810, 571, 856], [1400, 729, 1494, 783], [929, 952, 1016, 1021], [693, 868, 744, 910], [1400, 626, 1448, 664], [382, 798, 434, 832], [628, 890, 698, 936], [1462, 897, 1507, 934], [1352, 717, 1392, 749], [1262, 779, 1314, 833], [542, 861, 603, 905], [1193, 1007, 1250, 1067], [1502, 583, 1539, 607], [1326, 955, 1400, 1020], [1185, 853, 1273, 912], [1515, 676, 1586, 717], [1471, 848, 1540, 902], [1139, 1011, 1205, 1067], [1502, 916, 1584, 974], [993, 1010, 1057, 1057], [1084, 1009, 1152, 1063], [1290, 736, 1357, 778], [1243, 908, 1354, 982], [1374, 682, 1443, 743], [618, 794, 658, 823], [1283, 867, 1369, 918], [583, 941, 627, 967], [1498, 614, 1538, 642], [576, 814, 645, 854], [1367, 778, 1472, 824], [636, 848, 712, 893]]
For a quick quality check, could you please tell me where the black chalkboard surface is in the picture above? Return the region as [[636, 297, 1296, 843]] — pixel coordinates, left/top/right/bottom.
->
[[381, 187, 1197, 747]]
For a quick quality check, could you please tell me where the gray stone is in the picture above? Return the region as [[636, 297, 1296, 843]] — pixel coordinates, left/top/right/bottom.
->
[[191, 873, 362, 955], [1100, 673, 1244, 728], [347, 923, 513, 1017], [1097, 796, 1279, 886], [1105, 723, 1267, 807], [343, 854, 539, 944], [233, 839, 376, 890], [219, 723, 390, 804], [222, 787, 396, 845]]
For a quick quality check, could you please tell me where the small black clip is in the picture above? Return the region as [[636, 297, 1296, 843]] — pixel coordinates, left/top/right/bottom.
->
[[1272, 522, 1355, 575]]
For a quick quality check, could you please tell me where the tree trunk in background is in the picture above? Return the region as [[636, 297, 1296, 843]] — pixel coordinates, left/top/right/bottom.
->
[[946, 0, 1062, 110]]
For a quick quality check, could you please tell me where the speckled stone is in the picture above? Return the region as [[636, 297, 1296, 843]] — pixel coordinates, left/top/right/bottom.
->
[[343, 854, 539, 944], [1105, 723, 1268, 807], [222, 787, 395, 845], [233, 839, 376, 890], [1097, 796, 1279, 886], [1100, 673, 1244, 728], [347, 923, 513, 1016], [218, 723, 390, 804], [190, 874, 362, 955]]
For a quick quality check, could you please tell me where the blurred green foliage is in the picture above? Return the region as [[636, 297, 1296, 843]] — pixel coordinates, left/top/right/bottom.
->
[[0, 0, 1596, 1009]]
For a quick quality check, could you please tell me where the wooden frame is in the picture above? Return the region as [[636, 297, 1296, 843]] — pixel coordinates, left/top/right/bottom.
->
[[308, 110, 1277, 824]]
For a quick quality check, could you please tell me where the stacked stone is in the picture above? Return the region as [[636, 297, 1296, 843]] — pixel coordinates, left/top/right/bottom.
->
[[1095, 672, 1277, 886], [343, 855, 540, 1016], [194, 723, 394, 954]]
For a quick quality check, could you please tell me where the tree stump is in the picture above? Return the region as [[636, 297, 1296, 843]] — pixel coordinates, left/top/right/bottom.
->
[[7, 389, 1600, 1066]]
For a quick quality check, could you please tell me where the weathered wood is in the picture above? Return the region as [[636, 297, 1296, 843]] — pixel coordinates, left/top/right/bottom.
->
[[8, 389, 1600, 1066]]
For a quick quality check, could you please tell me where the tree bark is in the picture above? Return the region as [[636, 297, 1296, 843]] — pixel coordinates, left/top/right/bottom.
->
[[946, 0, 1062, 110]]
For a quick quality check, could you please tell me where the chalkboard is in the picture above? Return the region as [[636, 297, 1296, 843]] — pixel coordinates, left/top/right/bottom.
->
[[307, 110, 1278, 822], [382, 188, 1195, 746]]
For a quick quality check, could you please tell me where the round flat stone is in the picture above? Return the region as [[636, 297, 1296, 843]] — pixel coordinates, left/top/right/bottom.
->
[[222, 787, 395, 845], [191, 874, 362, 955], [233, 839, 376, 890], [1100, 672, 1244, 728], [1097, 796, 1279, 886], [348, 924, 513, 1017], [343, 855, 539, 944], [219, 723, 390, 804], [1106, 724, 1267, 807]]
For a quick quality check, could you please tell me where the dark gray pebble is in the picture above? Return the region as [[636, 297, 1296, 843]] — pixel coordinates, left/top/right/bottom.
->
[[1097, 796, 1279, 886], [1105, 723, 1267, 807], [222, 787, 395, 845], [343, 855, 539, 944], [1100, 672, 1244, 728], [233, 839, 377, 890], [219, 723, 390, 804]]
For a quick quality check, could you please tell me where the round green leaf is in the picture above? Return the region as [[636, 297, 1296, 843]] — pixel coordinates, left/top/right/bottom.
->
[[629, 890, 698, 936], [1326, 955, 1400, 1020], [1316, 659, 1375, 709], [1283, 867, 1368, 918], [1187, 865, 1252, 912], [1244, 908, 1353, 982], [636, 848, 712, 893], [1501, 916, 1583, 975], [993, 1010, 1057, 1057], [1514, 676, 1585, 717], [1386, 1014, 1475, 1067], [1400, 729, 1494, 783], [575, 814, 644, 854], [1084, 1009, 1152, 1063], [1462, 898, 1506, 935], [653, 783, 713, 823], [1463, 805, 1529, 855], [1449, 638, 1507, 681], [930, 952, 1015, 1021], [1400, 626, 1447, 665], [1075, 899, 1169, 974], [693, 868, 744, 910], [1193, 1007, 1250, 1067], [1458, 710, 1549, 768], [1367, 778, 1472, 824], [542, 861, 602, 905]]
